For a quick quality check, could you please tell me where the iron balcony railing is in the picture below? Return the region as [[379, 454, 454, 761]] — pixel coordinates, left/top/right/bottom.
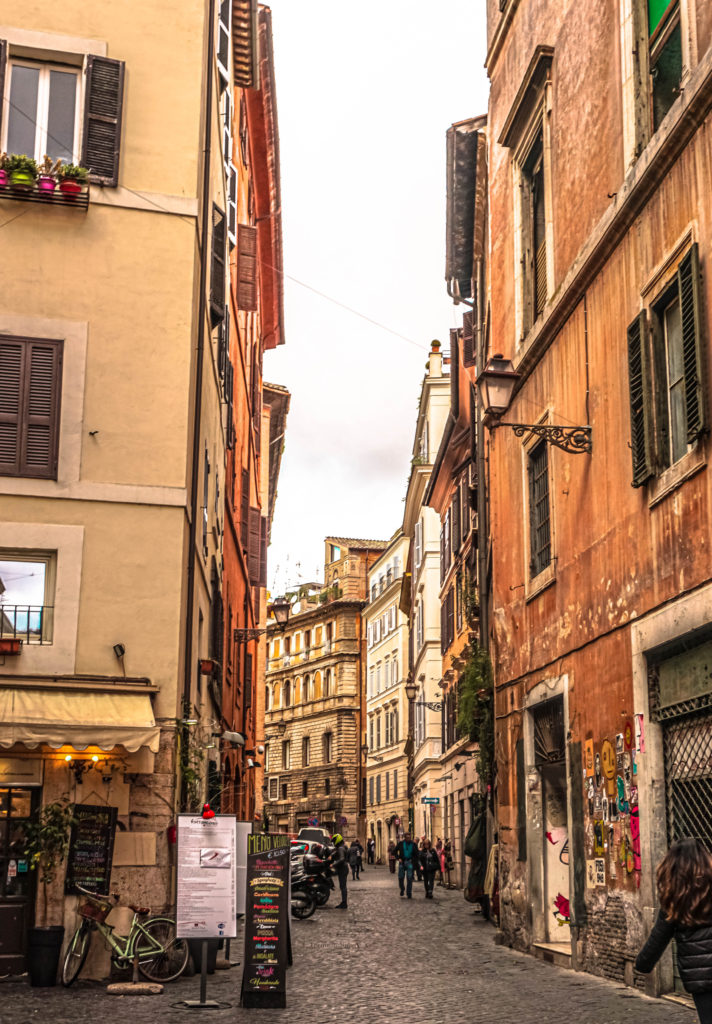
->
[[0, 605, 53, 644]]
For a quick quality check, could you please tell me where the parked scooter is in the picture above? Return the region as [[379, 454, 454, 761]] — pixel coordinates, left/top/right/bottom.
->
[[302, 849, 335, 907], [290, 862, 318, 919]]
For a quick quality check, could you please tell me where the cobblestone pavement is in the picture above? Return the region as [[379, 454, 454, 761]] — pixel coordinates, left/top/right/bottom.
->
[[1, 867, 698, 1024]]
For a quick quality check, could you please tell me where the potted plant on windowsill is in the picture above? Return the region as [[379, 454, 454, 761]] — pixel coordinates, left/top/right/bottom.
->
[[37, 154, 61, 194], [57, 163, 89, 197], [23, 800, 76, 987], [0, 153, 8, 189], [6, 154, 38, 191]]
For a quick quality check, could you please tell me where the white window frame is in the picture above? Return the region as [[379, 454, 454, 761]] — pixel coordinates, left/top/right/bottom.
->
[[3, 59, 82, 164], [268, 776, 279, 801], [216, 0, 232, 85]]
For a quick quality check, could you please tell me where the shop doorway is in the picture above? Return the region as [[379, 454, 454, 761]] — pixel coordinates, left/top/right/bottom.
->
[[532, 697, 570, 944], [0, 787, 39, 974]]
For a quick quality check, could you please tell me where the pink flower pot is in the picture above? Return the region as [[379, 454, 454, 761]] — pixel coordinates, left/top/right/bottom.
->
[[0, 169, 7, 189], [59, 178, 83, 198], [37, 174, 57, 193]]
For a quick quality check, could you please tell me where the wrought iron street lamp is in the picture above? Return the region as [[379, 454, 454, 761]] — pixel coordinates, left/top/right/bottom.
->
[[477, 355, 592, 454], [405, 677, 443, 712], [234, 595, 291, 643]]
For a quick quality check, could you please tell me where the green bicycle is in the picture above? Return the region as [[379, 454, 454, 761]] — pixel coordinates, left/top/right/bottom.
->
[[61, 884, 189, 986]]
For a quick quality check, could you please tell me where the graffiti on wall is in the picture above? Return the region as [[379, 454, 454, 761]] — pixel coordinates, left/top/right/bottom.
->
[[583, 720, 643, 889]]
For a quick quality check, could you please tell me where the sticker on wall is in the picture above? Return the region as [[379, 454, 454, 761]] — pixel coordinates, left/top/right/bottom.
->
[[616, 775, 629, 815], [587, 778, 595, 815], [584, 738, 595, 777], [586, 859, 597, 888], [616, 733, 625, 773], [624, 721, 634, 750], [630, 806, 642, 871], [594, 752, 602, 789], [593, 820, 604, 855], [601, 739, 616, 796], [595, 857, 606, 886], [553, 893, 571, 926], [635, 713, 645, 753]]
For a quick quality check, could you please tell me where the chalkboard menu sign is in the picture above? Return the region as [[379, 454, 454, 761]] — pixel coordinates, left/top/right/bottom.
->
[[65, 804, 118, 895], [240, 833, 290, 1009]]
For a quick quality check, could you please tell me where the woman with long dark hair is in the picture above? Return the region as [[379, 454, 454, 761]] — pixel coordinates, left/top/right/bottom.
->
[[636, 838, 712, 1022]]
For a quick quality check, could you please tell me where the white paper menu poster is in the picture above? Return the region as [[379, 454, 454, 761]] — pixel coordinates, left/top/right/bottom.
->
[[177, 814, 238, 938]]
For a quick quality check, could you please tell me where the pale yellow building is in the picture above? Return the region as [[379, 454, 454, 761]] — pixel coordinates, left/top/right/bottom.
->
[[364, 530, 410, 860], [0, 0, 253, 975]]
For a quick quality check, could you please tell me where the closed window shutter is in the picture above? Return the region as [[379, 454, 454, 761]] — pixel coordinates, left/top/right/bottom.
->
[[210, 206, 227, 327], [440, 600, 447, 656], [452, 489, 461, 555], [627, 311, 654, 487], [82, 56, 125, 187], [248, 506, 261, 584], [678, 243, 706, 444], [462, 310, 476, 367], [237, 224, 258, 311], [447, 588, 455, 648], [0, 41, 7, 141], [0, 340, 22, 475], [244, 651, 252, 708], [0, 339, 62, 479]]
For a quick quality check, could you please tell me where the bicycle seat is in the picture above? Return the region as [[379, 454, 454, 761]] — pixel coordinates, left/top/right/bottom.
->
[[129, 904, 150, 915]]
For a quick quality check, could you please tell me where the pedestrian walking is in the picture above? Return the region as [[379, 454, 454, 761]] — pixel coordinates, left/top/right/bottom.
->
[[367, 837, 375, 864], [636, 838, 712, 1023], [388, 840, 396, 874], [435, 837, 445, 884], [357, 839, 364, 872], [395, 832, 419, 899], [329, 833, 349, 908], [348, 839, 361, 880], [419, 838, 440, 899]]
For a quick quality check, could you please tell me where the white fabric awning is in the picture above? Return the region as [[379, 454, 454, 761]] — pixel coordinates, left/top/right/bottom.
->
[[0, 687, 160, 753]]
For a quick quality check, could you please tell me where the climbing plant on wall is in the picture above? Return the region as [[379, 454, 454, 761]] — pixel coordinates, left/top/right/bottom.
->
[[457, 642, 494, 787]]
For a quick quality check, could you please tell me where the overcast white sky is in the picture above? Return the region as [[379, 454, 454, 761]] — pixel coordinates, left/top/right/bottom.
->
[[264, 1, 489, 594]]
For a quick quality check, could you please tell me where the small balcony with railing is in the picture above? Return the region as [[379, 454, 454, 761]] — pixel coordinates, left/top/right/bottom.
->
[[0, 605, 53, 650]]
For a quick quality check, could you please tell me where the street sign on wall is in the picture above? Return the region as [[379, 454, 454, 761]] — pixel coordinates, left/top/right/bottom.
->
[[176, 814, 238, 939], [421, 797, 440, 805]]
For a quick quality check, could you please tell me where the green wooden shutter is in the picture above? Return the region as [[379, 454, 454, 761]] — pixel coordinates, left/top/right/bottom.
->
[[627, 311, 654, 487], [82, 56, 125, 187], [678, 243, 706, 444]]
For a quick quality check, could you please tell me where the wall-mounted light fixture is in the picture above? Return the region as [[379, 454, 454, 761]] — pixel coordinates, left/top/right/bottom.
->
[[234, 596, 291, 642], [65, 753, 101, 784], [405, 676, 443, 712], [477, 355, 592, 454]]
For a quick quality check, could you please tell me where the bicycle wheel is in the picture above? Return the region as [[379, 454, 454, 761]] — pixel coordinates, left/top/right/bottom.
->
[[61, 923, 91, 986], [135, 917, 189, 982]]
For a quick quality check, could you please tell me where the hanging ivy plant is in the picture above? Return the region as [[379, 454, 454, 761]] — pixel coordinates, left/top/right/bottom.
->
[[457, 642, 494, 786]]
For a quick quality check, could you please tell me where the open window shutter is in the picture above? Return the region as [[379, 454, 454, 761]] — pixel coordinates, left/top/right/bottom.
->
[[248, 506, 261, 584], [210, 207, 227, 326], [240, 468, 250, 549], [21, 342, 62, 479], [627, 311, 654, 487], [259, 515, 268, 587], [228, 165, 238, 248], [678, 243, 706, 444], [244, 651, 252, 708], [82, 56, 125, 187], [217, 0, 232, 87], [0, 42, 7, 141], [462, 310, 476, 367], [237, 224, 258, 311], [452, 488, 461, 554]]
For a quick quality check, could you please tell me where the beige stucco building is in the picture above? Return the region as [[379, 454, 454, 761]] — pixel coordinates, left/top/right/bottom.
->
[[401, 343, 451, 841], [0, 0, 254, 975], [364, 530, 410, 859], [261, 537, 386, 841]]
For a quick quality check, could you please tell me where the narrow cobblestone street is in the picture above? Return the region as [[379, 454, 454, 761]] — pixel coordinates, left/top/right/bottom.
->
[[1, 867, 698, 1024]]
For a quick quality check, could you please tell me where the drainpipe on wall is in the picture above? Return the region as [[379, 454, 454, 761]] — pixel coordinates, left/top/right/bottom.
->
[[183, 0, 217, 741], [474, 256, 489, 654]]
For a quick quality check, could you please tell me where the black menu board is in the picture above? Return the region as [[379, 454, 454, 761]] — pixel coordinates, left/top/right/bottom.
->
[[240, 833, 290, 1009], [65, 804, 118, 895]]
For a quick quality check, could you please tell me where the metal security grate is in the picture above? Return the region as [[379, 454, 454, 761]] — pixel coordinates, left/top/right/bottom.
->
[[533, 696, 565, 767], [662, 709, 712, 848]]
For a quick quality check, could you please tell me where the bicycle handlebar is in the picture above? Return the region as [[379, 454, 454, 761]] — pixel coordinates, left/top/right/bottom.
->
[[74, 883, 119, 902]]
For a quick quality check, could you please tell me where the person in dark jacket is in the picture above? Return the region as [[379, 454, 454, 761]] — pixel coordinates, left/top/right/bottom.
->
[[636, 838, 712, 1023], [329, 834, 349, 908], [419, 838, 440, 899], [348, 840, 361, 880], [367, 837, 375, 864], [395, 833, 419, 898]]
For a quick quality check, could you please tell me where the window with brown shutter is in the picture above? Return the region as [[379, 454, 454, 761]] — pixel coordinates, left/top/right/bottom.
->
[[0, 337, 63, 479], [462, 310, 476, 367], [237, 224, 258, 311], [210, 206, 227, 327], [259, 515, 268, 588], [248, 506, 261, 585], [82, 56, 125, 187], [240, 468, 250, 550]]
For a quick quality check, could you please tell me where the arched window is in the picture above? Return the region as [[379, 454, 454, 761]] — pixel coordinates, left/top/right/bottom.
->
[[265, 685, 270, 711], [304, 674, 311, 701], [313, 671, 322, 700], [324, 669, 331, 698], [272, 682, 281, 710], [283, 680, 291, 707], [294, 677, 302, 704]]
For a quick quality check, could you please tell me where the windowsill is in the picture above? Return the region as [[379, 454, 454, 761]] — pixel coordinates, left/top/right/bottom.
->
[[648, 445, 707, 509], [526, 563, 556, 603]]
